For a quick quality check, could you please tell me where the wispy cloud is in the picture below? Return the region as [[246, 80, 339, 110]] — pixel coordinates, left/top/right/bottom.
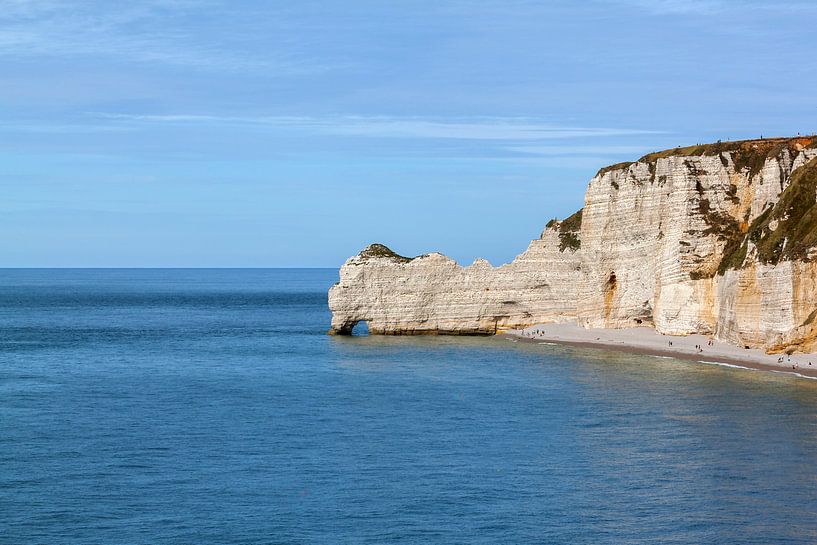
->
[[91, 113, 664, 141], [606, 0, 817, 15], [506, 145, 652, 156], [0, 122, 132, 134], [612, 0, 725, 15], [0, 0, 324, 73]]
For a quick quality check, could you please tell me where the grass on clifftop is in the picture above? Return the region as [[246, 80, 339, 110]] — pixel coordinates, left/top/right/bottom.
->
[[640, 136, 817, 179], [596, 161, 635, 177], [359, 243, 414, 262], [595, 136, 817, 179]]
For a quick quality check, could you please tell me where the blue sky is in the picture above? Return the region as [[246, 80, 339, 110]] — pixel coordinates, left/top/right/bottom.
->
[[3, 0, 817, 267]]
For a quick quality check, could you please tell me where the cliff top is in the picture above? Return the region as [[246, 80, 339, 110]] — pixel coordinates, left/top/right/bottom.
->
[[597, 135, 817, 178], [358, 243, 415, 262]]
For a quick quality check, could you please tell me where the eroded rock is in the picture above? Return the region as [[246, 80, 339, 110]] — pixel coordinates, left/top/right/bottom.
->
[[329, 137, 817, 354]]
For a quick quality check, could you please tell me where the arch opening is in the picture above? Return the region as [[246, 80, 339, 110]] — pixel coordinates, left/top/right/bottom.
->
[[351, 320, 370, 336]]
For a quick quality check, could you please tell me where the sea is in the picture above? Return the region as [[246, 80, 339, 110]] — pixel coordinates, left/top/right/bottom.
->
[[2, 268, 817, 544]]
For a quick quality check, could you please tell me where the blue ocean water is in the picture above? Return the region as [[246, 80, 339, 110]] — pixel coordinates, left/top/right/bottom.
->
[[2, 268, 817, 544]]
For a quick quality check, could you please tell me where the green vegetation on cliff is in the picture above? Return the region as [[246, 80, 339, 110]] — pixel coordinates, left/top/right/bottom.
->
[[595, 136, 817, 181], [747, 157, 817, 264], [596, 161, 634, 178], [640, 136, 816, 179], [359, 243, 414, 262], [558, 209, 583, 252], [714, 157, 817, 274]]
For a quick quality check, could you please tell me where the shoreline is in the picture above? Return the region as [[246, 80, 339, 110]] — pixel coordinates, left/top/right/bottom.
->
[[504, 323, 817, 380]]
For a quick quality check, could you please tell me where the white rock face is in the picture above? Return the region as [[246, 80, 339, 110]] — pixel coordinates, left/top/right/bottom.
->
[[714, 261, 817, 352], [328, 229, 580, 335], [329, 137, 817, 353]]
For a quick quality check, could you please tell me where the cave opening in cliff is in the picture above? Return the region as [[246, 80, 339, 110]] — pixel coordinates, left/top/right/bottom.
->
[[351, 321, 370, 336], [606, 272, 617, 288]]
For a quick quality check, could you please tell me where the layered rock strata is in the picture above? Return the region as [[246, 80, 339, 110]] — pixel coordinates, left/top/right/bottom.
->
[[328, 225, 581, 335], [329, 137, 817, 353]]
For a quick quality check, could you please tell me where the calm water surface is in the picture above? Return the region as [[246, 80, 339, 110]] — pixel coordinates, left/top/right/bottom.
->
[[2, 269, 817, 544]]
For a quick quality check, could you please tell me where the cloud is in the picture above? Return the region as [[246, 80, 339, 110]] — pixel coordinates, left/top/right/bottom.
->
[[0, 121, 133, 134], [506, 145, 653, 155], [606, 0, 817, 15], [320, 119, 659, 140], [616, 0, 724, 14], [0, 0, 324, 73], [91, 113, 664, 141]]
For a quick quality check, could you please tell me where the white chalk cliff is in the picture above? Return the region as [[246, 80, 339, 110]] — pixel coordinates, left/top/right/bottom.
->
[[329, 137, 817, 354]]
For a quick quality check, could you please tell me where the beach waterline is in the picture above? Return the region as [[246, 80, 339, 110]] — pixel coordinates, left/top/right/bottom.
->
[[509, 322, 817, 379]]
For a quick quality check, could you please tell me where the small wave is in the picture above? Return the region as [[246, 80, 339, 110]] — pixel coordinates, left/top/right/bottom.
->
[[768, 370, 817, 380], [651, 355, 674, 360], [538, 342, 558, 346], [698, 360, 756, 371], [698, 360, 817, 380]]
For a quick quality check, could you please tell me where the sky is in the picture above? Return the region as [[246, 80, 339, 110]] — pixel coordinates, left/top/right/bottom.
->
[[2, 0, 817, 267]]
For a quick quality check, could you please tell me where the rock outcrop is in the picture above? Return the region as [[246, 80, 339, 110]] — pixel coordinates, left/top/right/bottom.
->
[[328, 225, 581, 335], [329, 136, 817, 354]]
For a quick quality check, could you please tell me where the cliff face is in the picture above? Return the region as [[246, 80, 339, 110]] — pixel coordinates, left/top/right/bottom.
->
[[329, 136, 817, 353], [328, 228, 581, 335]]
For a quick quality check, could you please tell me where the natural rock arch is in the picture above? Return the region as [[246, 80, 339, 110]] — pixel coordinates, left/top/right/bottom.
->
[[331, 319, 370, 336], [351, 321, 370, 336]]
